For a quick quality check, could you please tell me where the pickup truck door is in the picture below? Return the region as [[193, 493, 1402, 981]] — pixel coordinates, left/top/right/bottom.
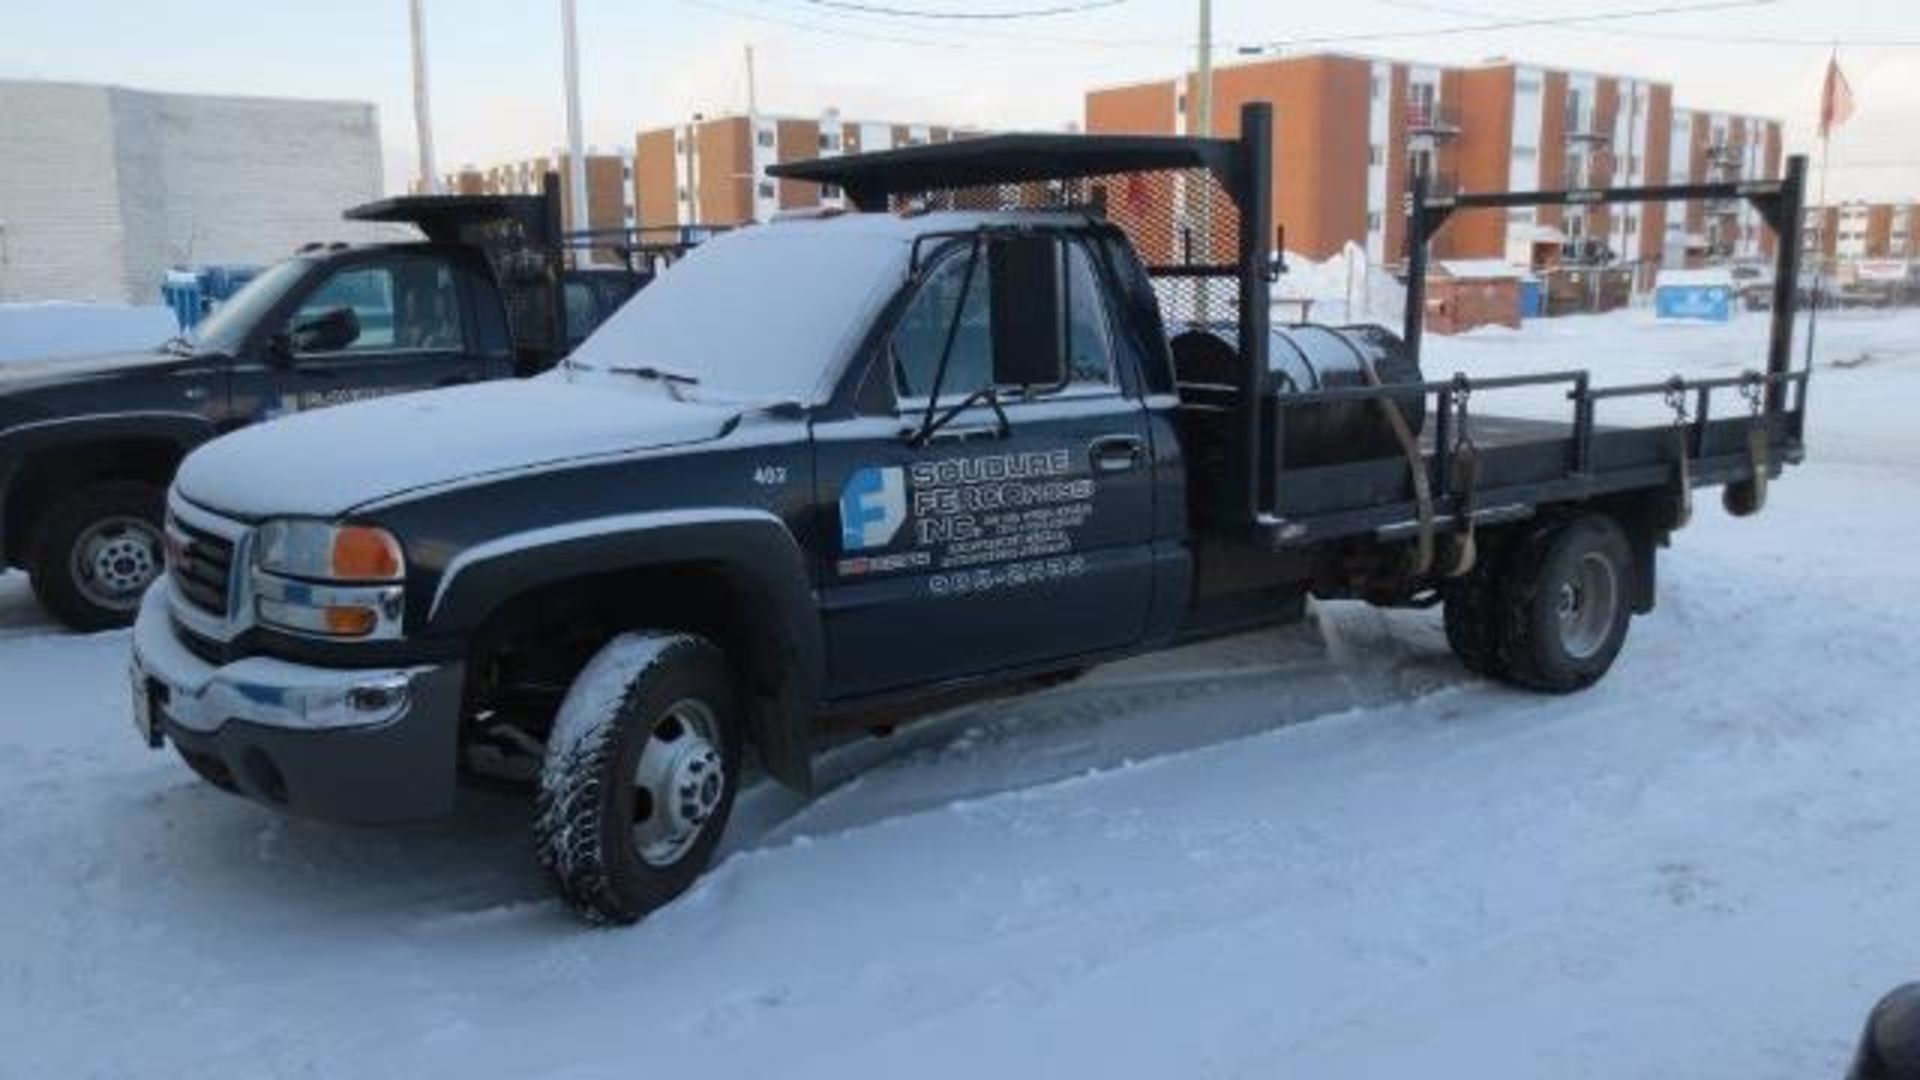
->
[[816, 236, 1156, 699], [240, 252, 488, 420]]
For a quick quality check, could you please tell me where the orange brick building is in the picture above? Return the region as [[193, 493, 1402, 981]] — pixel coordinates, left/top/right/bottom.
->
[[634, 112, 972, 229], [1087, 53, 1782, 286]]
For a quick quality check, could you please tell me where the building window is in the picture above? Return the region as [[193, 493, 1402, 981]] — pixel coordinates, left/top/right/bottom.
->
[[1368, 144, 1383, 166], [1176, 93, 1186, 113], [758, 180, 775, 199], [1366, 211, 1383, 232], [1512, 145, 1537, 161], [818, 133, 841, 151], [756, 130, 775, 149], [822, 183, 843, 199], [1516, 76, 1541, 95], [678, 187, 689, 203], [1371, 75, 1382, 100], [675, 138, 685, 154]]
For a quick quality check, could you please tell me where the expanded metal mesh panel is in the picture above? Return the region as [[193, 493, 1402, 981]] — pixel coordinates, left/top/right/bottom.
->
[[452, 218, 562, 356], [889, 166, 1244, 335]]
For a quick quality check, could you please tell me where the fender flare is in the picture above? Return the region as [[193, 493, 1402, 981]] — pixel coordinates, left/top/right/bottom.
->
[[0, 411, 219, 561], [424, 508, 823, 792]]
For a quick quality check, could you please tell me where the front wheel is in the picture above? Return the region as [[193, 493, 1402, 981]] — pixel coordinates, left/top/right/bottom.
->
[[28, 480, 166, 632], [1495, 514, 1635, 693], [534, 632, 743, 924]]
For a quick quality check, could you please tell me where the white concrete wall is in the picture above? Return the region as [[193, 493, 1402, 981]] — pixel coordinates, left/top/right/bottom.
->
[[0, 80, 382, 304], [0, 82, 126, 303]]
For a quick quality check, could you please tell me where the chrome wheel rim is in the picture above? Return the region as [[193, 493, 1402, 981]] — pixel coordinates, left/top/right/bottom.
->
[[631, 698, 725, 868], [69, 515, 163, 612], [1555, 551, 1619, 660]]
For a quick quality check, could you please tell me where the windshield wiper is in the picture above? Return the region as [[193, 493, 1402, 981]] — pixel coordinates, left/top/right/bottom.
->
[[607, 364, 701, 386]]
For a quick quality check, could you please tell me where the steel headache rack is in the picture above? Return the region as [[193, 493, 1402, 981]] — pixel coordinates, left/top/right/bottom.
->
[[775, 103, 1811, 560]]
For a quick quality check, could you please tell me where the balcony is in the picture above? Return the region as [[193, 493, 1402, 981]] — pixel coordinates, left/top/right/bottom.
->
[[1706, 140, 1745, 167], [1564, 108, 1609, 144], [1406, 101, 1462, 139]]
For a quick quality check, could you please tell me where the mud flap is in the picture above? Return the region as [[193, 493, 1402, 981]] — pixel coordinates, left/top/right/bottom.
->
[[1723, 425, 1770, 518], [750, 687, 814, 795]]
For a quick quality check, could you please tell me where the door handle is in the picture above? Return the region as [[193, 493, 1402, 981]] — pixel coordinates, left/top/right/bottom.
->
[[1089, 434, 1145, 473]]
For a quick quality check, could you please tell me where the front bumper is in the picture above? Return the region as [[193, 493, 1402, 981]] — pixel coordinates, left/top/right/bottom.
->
[[131, 581, 466, 823]]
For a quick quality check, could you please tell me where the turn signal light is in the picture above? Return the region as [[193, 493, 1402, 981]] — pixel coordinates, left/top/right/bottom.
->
[[331, 527, 404, 581], [322, 605, 379, 637]]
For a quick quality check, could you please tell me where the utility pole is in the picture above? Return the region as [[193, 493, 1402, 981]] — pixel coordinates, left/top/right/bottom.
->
[[408, 0, 439, 194], [561, 0, 589, 239]]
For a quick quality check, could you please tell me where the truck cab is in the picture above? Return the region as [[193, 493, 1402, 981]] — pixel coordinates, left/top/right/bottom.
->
[[0, 185, 674, 631]]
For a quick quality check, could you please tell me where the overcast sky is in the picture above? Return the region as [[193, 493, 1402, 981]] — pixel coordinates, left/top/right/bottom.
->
[[2, 0, 1914, 201]]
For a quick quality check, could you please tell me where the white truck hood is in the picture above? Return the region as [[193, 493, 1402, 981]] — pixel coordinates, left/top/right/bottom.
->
[[175, 377, 738, 519]]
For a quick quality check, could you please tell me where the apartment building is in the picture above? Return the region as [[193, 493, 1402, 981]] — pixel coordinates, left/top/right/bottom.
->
[[1086, 54, 1781, 286], [415, 150, 637, 235], [634, 112, 969, 229], [1666, 108, 1785, 264], [1802, 200, 1919, 264]]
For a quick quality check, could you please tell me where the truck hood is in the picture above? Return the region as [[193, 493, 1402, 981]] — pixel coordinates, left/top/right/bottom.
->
[[175, 377, 739, 519], [0, 348, 178, 393]]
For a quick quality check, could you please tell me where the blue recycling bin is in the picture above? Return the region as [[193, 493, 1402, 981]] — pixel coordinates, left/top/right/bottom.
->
[[160, 264, 263, 332], [1519, 279, 1545, 319], [161, 273, 204, 333]]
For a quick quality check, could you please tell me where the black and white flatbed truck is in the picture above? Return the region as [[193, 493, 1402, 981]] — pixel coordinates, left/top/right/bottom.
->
[[129, 104, 1813, 923]]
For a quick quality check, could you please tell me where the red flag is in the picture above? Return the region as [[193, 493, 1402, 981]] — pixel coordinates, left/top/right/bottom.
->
[[1820, 53, 1855, 138]]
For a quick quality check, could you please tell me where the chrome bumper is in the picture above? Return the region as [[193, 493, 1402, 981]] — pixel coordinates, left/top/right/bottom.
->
[[131, 579, 436, 735]]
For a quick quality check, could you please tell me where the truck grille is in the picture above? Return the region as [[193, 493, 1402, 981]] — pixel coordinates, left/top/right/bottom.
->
[[168, 516, 237, 618]]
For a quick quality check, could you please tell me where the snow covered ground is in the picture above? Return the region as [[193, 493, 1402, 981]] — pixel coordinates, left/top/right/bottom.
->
[[0, 301, 176, 362], [3, 308, 1918, 1078]]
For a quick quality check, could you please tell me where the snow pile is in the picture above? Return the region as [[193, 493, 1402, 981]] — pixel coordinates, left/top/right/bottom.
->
[[2, 308, 1920, 1076], [1275, 241, 1406, 328], [0, 301, 174, 362]]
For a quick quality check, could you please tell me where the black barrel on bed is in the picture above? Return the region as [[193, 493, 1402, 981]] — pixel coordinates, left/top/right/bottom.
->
[[1171, 323, 1426, 470]]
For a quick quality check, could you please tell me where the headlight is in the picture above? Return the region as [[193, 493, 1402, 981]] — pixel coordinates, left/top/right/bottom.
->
[[252, 520, 406, 639], [255, 521, 404, 582]]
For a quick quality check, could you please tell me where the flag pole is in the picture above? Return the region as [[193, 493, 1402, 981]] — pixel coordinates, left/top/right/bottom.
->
[[1804, 45, 1838, 373]]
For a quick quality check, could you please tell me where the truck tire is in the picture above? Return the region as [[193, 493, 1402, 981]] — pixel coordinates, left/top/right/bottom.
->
[[534, 631, 743, 924], [1494, 513, 1634, 693], [1441, 544, 1509, 679], [28, 480, 166, 632]]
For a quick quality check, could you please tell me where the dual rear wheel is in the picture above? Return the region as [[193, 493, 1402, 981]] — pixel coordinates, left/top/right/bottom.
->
[[1443, 513, 1635, 693]]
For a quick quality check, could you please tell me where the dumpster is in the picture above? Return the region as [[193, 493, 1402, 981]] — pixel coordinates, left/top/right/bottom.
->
[[1654, 268, 1735, 322]]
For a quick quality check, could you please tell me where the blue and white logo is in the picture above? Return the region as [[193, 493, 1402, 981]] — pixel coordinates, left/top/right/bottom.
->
[[840, 466, 906, 551]]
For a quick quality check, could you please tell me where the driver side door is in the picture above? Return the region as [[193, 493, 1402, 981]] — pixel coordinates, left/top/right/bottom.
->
[[244, 253, 482, 421], [814, 234, 1157, 699]]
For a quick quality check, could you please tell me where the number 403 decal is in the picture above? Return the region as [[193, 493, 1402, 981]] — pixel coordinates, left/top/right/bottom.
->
[[752, 465, 789, 486]]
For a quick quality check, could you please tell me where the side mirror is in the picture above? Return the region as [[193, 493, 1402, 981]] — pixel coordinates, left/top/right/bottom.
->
[[988, 235, 1067, 390], [288, 306, 360, 355]]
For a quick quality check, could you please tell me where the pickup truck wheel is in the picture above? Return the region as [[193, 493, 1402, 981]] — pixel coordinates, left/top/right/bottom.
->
[[1495, 514, 1633, 693], [28, 481, 166, 632], [534, 632, 742, 925], [1441, 545, 1509, 679]]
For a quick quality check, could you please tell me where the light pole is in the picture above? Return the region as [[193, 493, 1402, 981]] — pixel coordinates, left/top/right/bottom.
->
[[1195, 0, 1212, 139], [408, 0, 439, 194], [561, 0, 590, 239]]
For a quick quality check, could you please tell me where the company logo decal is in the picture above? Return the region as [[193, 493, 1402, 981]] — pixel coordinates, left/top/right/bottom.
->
[[840, 466, 907, 552]]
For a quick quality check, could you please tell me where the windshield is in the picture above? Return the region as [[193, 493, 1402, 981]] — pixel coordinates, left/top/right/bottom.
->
[[187, 258, 312, 355], [563, 223, 910, 404]]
